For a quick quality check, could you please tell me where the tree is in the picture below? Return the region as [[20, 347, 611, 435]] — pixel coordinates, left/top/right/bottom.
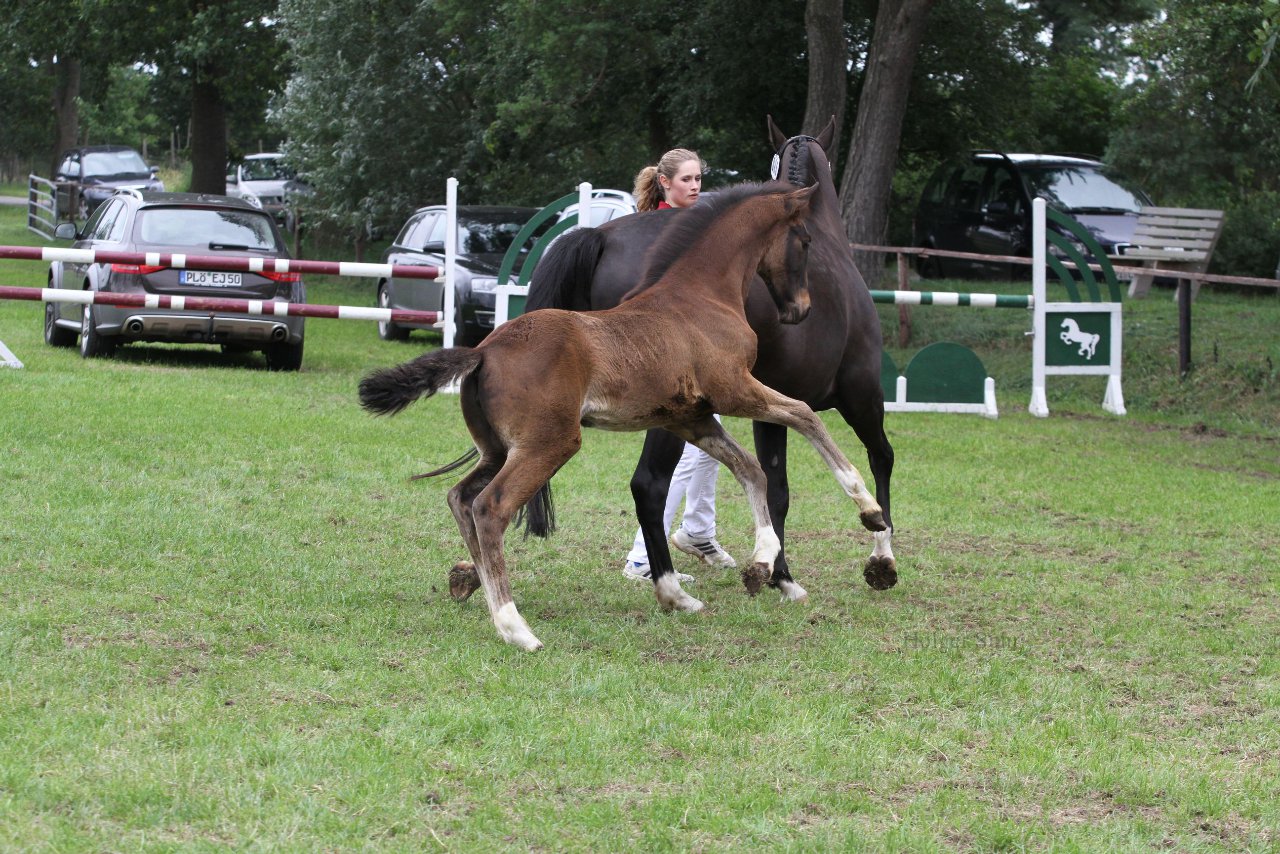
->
[[1108, 0, 1280, 277], [839, 0, 938, 280], [801, 0, 851, 163]]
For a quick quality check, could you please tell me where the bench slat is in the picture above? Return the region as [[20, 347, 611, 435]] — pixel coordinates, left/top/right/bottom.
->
[[1137, 206, 1225, 219], [1122, 248, 1208, 262]]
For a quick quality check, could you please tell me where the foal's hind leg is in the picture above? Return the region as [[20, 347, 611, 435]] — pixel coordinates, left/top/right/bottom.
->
[[674, 418, 782, 598], [468, 443, 581, 651], [445, 458, 501, 602]]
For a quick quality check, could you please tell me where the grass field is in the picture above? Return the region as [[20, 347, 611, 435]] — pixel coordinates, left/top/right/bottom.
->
[[1, 205, 1278, 850]]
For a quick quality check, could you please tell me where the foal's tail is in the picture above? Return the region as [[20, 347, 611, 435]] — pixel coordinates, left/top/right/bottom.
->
[[357, 348, 558, 539], [525, 227, 607, 312], [358, 348, 482, 416]]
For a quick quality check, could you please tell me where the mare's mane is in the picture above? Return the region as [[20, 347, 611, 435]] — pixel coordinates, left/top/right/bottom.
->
[[633, 181, 779, 293]]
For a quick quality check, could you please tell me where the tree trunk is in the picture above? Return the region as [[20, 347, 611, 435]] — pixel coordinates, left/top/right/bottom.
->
[[50, 55, 82, 175], [189, 73, 228, 194], [839, 0, 937, 285], [802, 0, 847, 166]]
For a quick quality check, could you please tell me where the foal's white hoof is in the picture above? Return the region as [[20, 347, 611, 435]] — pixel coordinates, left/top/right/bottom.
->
[[654, 575, 705, 613], [494, 603, 543, 651], [777, 579, 809, 603]]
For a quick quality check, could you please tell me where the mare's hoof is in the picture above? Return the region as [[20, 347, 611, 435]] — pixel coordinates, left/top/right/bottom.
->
[[741, 562, 771, 597], [859, 509, 888, 532], [449, 562, 481, 601], [863, 555, 898, 591]]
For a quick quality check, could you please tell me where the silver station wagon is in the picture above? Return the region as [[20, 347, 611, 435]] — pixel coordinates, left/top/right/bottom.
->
[[45, 191, 306, 370]]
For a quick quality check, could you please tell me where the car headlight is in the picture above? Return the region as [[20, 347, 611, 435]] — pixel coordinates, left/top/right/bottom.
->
[[470, 277, 499, 295]]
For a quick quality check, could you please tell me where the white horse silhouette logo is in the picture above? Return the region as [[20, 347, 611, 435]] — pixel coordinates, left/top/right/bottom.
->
[[1059, 318, 1100, 360]]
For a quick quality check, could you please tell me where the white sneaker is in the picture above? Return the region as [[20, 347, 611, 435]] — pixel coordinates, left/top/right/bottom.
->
[[670, 529, 737, 568], [622, 561, 694, 583]]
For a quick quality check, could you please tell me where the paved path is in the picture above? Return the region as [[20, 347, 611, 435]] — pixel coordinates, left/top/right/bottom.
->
[[0, 196, 26, 206]]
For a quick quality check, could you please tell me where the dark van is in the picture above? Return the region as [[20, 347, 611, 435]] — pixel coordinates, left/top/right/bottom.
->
[[913, 151, 1153, 279]]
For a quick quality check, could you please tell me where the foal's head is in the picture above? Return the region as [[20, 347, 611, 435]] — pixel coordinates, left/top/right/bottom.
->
[[758, 182, 817, 324]]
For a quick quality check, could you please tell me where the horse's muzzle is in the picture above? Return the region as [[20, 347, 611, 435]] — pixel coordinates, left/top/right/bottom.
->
[[778, 298, 811, 325]]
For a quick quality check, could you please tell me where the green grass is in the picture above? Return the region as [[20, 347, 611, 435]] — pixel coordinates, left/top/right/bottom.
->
[[1, 205, 1278, 850]]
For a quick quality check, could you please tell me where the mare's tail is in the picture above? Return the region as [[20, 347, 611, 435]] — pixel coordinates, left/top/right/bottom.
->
[[525, 227, 607, 312], [358, 348, 482, 416], [358, 348, 557, 539]]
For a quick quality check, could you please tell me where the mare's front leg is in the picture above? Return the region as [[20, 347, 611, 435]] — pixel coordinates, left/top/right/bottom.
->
[[675, 418, 780, 598], [835, 394, 897, 591], [752, 421, 808, 603], [631, 429, 701, 612]]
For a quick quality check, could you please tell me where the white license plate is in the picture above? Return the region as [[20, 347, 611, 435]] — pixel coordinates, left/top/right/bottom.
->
[[181, 270, 242, 287]]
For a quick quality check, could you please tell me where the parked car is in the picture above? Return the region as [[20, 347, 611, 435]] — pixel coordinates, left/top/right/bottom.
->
[[376, 205, 558, 345], [225, 152, 298, 224], [913, 151, 1153, 279], [45, 190, 306, 370], [54, 145, 165, 219]]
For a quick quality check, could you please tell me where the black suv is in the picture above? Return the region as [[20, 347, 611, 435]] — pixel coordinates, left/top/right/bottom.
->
[[376, 205, 552, 345], [913, 151, 1153, 279], [46, 191, 306, 370], [54, 145, 165, 218]]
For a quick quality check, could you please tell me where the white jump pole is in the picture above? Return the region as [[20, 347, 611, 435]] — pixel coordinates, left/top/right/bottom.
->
[[442, 177, 458, 350]]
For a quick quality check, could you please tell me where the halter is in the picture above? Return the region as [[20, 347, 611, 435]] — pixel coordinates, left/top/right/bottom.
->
[[770, 135, 818, 186]]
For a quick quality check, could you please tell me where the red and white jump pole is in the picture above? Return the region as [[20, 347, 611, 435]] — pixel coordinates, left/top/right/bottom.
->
[[0, 285, 439, 325]]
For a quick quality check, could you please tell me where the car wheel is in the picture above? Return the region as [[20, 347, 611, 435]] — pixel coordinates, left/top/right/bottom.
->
[[265, 339, 304, 372], [78, 303, 115, 358], [377, 282, 409, 341], [44, 301, 76, 347], [452, 308, 484, 347], [916, 247, 944, 280]]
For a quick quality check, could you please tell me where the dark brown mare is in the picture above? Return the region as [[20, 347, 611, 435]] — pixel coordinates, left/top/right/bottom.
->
[[359, 183, 885, 650], [524, 117, 897, 600]]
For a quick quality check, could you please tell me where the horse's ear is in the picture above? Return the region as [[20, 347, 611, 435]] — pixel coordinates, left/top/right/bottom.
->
[[786, 182, 819, 210], [816, 116, 836, 151], [767, 114, 787, 150]]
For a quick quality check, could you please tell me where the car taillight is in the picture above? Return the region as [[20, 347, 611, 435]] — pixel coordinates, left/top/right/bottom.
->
[[111, 263, 166, 274], [260, 271, 301, 283]]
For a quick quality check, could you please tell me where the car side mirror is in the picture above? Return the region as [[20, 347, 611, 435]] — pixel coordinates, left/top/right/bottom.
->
[[983, 200, 1012, 223], [421, 240, 446, 253], [150, 165, 160, 177], [54, 222, 79, 240]]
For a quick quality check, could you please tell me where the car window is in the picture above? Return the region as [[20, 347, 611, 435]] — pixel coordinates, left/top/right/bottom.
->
[[981, 167, 1023, 214], [241, 158, 292, 181], [81, 150, 150, 179], [945, 164, 988, 213], [395, 213, 425, 247], [86, 200, 122, 240], [136, 208, 281, 251], [456, 212, 548, 256], [1018, 165, 1148, 213], [106, 202, 131, 241], [425, 214, 447, 248]]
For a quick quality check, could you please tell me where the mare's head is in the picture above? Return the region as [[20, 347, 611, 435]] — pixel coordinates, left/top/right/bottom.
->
[[767, 114, 837, 190]]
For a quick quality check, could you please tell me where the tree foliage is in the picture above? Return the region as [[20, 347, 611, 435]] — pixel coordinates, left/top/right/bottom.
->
[[1108, 0, 1280, 276]]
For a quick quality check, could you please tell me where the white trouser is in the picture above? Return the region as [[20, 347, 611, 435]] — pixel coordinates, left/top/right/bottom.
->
[[625, 426, 720, 565]]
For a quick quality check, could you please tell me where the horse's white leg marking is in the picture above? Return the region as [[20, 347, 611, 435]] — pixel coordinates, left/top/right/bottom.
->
[[871, 527, 895, 563], [776, 578, 809, 603], [493, 602, 543, 651], [751, 524, 781, 573], [654, 573, 705, 613]]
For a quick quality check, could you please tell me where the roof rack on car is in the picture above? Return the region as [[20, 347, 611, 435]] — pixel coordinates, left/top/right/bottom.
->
[[113, 188, 144, 200], [1044, 152, 1102, 162], [971, 149, 1019, 170]]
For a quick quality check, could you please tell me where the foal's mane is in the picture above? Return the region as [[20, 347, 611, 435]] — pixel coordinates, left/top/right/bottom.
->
[[634, 181, 779, 292]]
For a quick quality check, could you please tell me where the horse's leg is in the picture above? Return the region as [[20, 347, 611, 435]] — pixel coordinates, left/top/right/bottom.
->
[[672, 418, 781, 598], [752, 421, 809, 603], [630, 429, 697, 591], [468, 442, 580, 651], [722, 380, 886, 532], [445, 456, 501, 602], [834, 394, 897, 591]]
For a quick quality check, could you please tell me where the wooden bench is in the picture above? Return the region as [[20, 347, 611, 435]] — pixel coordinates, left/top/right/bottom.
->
[[1119, 207, 1225, 299]]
